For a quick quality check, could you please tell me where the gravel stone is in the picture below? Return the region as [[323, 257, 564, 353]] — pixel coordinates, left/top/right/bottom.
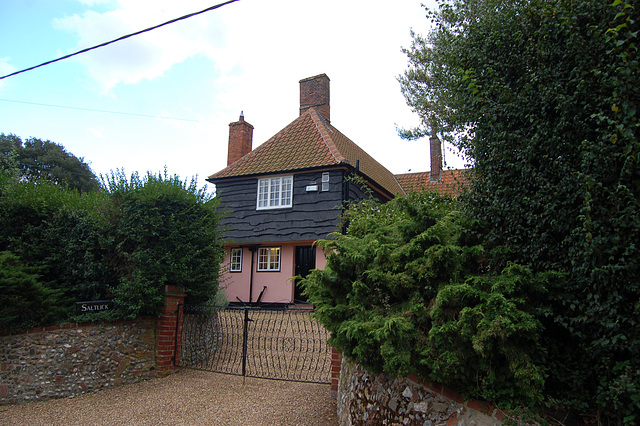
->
[[0, 369, 337, 425]]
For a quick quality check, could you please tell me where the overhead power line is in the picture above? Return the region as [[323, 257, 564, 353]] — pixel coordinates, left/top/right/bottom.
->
[[0, 98, 213, 123], [0, 0, 239, 80]]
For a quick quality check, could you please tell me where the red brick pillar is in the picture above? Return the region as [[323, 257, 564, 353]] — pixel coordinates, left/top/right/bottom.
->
[[331, 347, 342, 398], [155, 285, 185, 376]]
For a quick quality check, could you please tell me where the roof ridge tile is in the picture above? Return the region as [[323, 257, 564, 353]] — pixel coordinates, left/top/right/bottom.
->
[[308, 108, 347, 164]]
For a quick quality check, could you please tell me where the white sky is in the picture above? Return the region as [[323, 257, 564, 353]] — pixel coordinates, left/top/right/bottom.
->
[[0, 0, 468, 191]]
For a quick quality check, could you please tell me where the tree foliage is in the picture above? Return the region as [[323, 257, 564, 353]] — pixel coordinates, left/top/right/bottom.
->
[[0, 251, 64, 334], [303, 192, 558, 406], [0, 167, 224, 330], [102, 170, 225, 317], [399, 0, 639, 421], [0, 133, 100, 193]]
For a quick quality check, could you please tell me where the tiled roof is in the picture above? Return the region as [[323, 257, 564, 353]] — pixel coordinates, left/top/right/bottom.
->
[[209, 108, 404, 197], [394, 169, 470, 197]]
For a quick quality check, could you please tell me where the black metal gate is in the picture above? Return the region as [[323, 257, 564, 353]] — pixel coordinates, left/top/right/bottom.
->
[[179, 305, 332, 384]]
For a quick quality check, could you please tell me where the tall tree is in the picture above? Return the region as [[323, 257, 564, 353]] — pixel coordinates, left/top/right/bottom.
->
[[0, 133, 21, 177], [399, 0, 639, 420], [0, 133, 100, 192]]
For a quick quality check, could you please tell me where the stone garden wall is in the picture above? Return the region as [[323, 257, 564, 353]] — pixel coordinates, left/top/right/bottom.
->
[[0, 319, 157, 404], [0, 286, 184, 405], [337, 357, 506, 426]]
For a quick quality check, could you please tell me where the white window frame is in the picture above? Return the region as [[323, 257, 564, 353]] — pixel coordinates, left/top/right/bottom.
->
[[257, 247, 281, 272], [230, 248, 243, 272], [321, 172, 330, 191], [256, 175, 293, 210]]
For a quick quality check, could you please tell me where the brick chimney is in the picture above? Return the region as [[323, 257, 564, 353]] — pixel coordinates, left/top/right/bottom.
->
[[429, 134, 443, 182], [227, 112, 253, 166], [299, 74, 330, 122]]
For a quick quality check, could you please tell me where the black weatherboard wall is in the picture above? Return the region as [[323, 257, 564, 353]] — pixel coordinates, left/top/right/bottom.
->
[[215, 169, 347, 243]]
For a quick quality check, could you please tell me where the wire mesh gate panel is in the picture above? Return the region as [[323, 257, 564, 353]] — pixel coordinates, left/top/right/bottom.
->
[[179, 306, 332, 384]]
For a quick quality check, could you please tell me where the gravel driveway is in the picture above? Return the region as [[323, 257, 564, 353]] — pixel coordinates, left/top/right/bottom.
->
[[0, 369, 337, 425]]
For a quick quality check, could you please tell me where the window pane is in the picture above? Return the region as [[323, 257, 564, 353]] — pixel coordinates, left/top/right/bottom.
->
[[258, 180, 269, 208], [269, 247, 280, 270], [281, 177, 292, 206], [270, 178, 280, 206], [258, 248, 267, 270], [273, 248, 281, 270]]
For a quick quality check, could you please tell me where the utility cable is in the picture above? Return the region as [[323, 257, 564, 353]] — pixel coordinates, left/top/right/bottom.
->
[[0, 98, 212, 123], [0, 0, 239, 80]]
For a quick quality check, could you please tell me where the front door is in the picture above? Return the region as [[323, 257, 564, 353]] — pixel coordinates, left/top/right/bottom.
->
[[294, 246, 316, 303]]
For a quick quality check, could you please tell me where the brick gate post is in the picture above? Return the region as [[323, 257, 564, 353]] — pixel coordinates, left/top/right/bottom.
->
[[155, 285, 185, 376], [331, 347, 342, 398]]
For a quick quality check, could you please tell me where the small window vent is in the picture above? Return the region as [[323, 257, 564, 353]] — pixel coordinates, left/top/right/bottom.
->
[[321, 173, 329, 191]]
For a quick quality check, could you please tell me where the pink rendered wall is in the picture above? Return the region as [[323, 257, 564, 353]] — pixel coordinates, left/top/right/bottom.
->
[[315, 245, 327, 270], [220, 247, 252, 304], [221, 243, 327, 305], [251, 245, 295, 304]]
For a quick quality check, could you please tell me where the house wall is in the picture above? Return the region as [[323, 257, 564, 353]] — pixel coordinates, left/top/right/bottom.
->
[[221, 243, 327, 304], [214, 167, 384, 305], [315, 245, 327, 270], [215, 169, 345, 244], [345, 175, 390, 204]]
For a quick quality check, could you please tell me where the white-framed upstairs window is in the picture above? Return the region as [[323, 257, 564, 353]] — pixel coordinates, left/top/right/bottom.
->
[[257, 247, 281, 272], [229, 248, 243, 272], [256, 175, 293, 209]]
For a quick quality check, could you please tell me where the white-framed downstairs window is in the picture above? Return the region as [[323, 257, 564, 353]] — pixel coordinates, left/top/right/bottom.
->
[[257, 247, 281, 272], [256, 175, 293, 209], [230, 248, 242, 272]]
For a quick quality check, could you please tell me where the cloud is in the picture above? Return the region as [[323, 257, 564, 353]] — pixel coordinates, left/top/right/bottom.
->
[[37, 0, 465, 177], [87, 126, 106, 139], [52, 0, 227, 93], [78, 0, 112, 4]]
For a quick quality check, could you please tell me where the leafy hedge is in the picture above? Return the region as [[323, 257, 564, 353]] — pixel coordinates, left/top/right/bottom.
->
[[0, 170, 224, 332]]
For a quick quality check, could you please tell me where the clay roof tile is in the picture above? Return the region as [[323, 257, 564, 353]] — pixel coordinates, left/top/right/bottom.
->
[[209, 108, 403, 196]]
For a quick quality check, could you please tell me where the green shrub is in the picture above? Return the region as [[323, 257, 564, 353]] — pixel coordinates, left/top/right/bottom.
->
[[303, 192, 554, 406], [102, 170, 224, 317], [0, 251, 64, 334], [426, 263, 559, 405], [0, 167, 225, 330]]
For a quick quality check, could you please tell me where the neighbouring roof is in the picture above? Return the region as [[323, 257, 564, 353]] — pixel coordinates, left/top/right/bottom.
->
[[394, 169, 470, 197], [208, 108, 405, 197]]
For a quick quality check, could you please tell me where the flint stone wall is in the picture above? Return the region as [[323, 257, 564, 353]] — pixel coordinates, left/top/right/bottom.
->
[[337, 358, 505, 426], [0, 319, 156, 404]]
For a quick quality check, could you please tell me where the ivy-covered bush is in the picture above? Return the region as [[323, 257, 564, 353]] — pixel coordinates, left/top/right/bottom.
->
[[303, 192, 559, 406], [397, 0, 639, 421]]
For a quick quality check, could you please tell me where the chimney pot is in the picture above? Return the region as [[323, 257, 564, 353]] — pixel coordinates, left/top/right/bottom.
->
[[227, 113, 253, 166], [299, 74, 330, 122]]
